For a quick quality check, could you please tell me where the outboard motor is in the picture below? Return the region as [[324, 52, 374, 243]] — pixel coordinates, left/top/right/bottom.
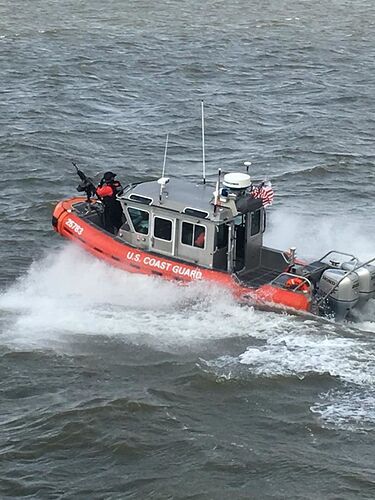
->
[[318, 269, 360, 319], [341, 261, 375, 305]]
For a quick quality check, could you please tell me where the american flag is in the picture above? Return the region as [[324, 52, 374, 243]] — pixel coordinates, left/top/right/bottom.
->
[[251, 181, 274, 207]]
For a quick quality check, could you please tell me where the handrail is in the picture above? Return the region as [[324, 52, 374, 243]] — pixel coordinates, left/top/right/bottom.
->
[[318, 250, 358, 264], [118, 182, 140, 197], [316, 256, 375, 306]]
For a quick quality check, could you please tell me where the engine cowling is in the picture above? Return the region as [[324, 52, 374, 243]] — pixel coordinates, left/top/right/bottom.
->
[[318, 269, 360, 318]]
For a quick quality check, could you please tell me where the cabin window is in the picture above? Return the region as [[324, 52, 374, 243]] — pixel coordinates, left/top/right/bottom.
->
[[129, 194, 152, 205], [216, 224, 228, 249], [251, 209, 261, 236], [128, 207, 149, 234], [181, 222, 206, 249], [154, 217, 172, 241], [234, 214, 245, 227], [183, 208, 209, 219]]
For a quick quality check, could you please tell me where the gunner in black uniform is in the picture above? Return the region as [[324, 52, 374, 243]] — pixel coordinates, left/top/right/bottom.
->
[[96, 171, 123, 233]]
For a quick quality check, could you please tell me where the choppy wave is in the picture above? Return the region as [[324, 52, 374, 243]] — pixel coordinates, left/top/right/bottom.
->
[[200, 314, 375, 431], [311, 387, 375, 432], [0, 245, 246, 350]]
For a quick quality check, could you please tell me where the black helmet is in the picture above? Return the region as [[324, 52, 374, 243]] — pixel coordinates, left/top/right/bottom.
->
[[103, 171, 116, 181]]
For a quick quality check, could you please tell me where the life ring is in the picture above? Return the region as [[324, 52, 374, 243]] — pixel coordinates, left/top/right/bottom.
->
[[285, 276, 310, 293]]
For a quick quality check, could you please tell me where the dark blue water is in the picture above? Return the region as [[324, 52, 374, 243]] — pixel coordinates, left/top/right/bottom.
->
[[1, 0, 375, 498]]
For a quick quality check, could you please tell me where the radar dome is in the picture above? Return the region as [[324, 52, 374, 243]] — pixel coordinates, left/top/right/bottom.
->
[[223, 173, 251, 190]]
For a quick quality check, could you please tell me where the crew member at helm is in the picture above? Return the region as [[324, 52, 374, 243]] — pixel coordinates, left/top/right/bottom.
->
[[96, 171, 123, 234]]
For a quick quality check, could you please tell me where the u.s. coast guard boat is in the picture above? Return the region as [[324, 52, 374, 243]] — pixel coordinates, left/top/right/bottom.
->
[[52, 162, 375, 320]]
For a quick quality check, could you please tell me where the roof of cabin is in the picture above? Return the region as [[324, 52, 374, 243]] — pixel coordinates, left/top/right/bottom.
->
[[121, 178, 219, 214], [119, 178, 262, 221]]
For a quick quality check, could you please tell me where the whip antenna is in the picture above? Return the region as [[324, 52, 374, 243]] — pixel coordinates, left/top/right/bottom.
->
[[201, 101, 206, 184], [159, 133, 170, 203], [162, 133, 169, 178]]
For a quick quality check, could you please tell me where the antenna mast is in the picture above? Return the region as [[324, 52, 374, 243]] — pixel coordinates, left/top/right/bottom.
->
[[214, 168, 221, 214], [201, 101, 206, 184]]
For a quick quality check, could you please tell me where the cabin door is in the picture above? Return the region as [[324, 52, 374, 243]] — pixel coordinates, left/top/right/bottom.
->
[[151, 215, 175, 256], [246, 209, 262, 270], [233, 214, 246, 271]]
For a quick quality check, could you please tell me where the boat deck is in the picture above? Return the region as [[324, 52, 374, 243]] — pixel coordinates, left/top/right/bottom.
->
[[238, 266, 281, 287]]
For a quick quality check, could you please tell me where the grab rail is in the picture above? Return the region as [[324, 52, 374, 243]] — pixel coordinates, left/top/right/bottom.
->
[[270, 272, 313, 294]]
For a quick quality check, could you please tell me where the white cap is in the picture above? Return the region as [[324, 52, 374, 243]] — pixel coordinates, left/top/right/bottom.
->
[[223, 172, 251, 190]]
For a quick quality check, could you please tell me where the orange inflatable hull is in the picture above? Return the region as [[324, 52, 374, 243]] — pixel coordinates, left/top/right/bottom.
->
[[52, 198, 311, 314]]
